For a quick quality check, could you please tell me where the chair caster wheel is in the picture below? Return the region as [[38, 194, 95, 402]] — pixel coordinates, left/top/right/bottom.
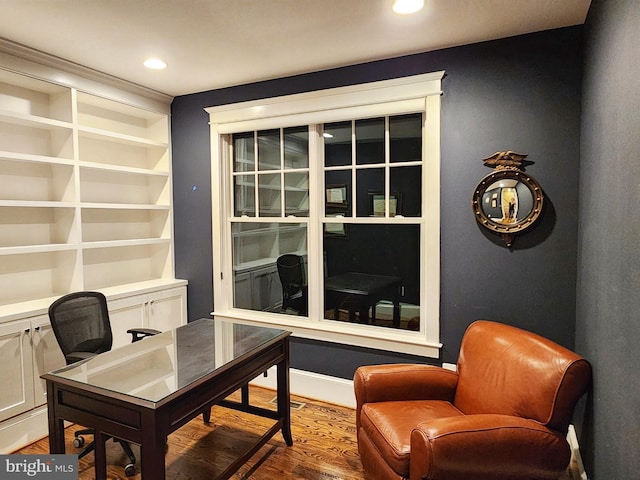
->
[[124, 464, 136, 476], [73, 436, 85, 448]]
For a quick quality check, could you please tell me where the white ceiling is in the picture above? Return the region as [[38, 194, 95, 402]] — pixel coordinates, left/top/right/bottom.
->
[[0, 0, 591, 98]]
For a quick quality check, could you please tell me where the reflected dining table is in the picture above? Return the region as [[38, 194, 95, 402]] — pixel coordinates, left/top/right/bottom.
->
[[325, 272, 402, 327]]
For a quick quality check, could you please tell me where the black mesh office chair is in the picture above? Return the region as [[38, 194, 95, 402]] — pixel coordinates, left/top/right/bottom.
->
[[48, 291, 159, 477], [276, 254, 308, 315]]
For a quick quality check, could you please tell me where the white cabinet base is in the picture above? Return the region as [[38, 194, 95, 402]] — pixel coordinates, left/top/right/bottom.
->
[[0, 282, 187, 454], [0, 405, 48, 454]]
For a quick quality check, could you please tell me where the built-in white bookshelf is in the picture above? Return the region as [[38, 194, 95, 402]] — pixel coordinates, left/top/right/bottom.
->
[[0, 66, 177, 317], [0, 44, 187, 454]]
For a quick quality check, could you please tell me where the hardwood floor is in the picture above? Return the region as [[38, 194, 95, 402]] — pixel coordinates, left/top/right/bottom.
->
[[15, 385, 577, 479], [16, 386, 366, 480]]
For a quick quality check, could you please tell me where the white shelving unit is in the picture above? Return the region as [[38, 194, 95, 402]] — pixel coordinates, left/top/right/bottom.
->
[[0, 67, 182, 317], [0, 58, 186, 452]]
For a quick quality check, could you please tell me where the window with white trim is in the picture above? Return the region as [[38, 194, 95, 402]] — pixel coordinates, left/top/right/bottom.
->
[[207, 72, 443, 357]]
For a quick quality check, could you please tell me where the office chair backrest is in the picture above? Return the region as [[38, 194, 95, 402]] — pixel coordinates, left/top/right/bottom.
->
[[48, 291, 113, 364], [276, 254, 305, 293]]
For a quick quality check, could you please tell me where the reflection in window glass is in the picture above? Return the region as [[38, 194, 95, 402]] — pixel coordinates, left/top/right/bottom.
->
[[258, 173, 281, 217], [356, 118, 384, 165], [234, 175, 255, 217], [356, 168, 384, 217], [390, 113, 422, 163], [232, 222, 307, 316], [284, 172, 309, 217], [284, 126, 309, 169], [258, 129, 280, 170], [390, 165, 422, 217], [233, 132, 254, 172], [325, 171, 352, 217], [323, 224, 420, 331], [324, 122, 352, 167]]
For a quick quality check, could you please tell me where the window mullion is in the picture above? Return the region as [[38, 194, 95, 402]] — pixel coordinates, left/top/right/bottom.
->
[[253, 131, 259, 219], [385, 116, 390, 218], [350, 120, 356, 219], [307, 124, 323, 322]]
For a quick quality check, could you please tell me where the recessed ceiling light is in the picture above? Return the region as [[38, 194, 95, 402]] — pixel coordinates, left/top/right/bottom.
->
[[393, 0, 424, 15], [144, 58, 167, 70]]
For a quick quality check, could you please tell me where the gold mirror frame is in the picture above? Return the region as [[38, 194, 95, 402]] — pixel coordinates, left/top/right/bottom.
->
[[471, 152, 544, 247]]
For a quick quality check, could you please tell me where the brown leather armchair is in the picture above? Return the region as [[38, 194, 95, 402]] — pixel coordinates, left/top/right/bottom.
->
[[354, 320, 592, 480]]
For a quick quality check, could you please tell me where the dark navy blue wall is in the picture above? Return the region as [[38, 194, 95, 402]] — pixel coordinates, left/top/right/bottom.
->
[[577, 1, 640, 478], [171, 27, 583, 376]]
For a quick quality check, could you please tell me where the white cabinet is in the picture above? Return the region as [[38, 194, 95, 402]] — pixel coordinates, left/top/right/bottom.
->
[[0, 319, 34, 423], [31, 315, 67, 407], [0, 314, 65, 450], [233, 264, 282, 312], [108, 286, 187, 349]]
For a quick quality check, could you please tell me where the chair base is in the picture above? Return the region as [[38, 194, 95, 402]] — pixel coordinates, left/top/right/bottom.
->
[[73, 429, 137, 477]]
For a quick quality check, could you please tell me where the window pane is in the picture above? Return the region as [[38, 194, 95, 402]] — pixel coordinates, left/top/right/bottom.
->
[[325, 170, 352, 217], [234, 175, 255, 217], [390, 113, 422, 163], [258, 173, 281, 217], [233, 132, 254, 172], [356, 168, 384, 217], [323, 223, 420, 331], [284, 126, 308, 169], [285, 172, 309, 217], [390, 165, 422, 217], [258, 129, 280, 170], [232, 222, 307, 315], [356, 118, 384, 165], [324, 121, 352, 167]]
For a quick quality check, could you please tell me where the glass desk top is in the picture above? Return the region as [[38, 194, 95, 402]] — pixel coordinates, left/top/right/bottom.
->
[[45, 318, 289, 402]]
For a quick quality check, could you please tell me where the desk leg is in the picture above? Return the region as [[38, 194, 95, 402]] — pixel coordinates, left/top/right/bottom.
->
[[46, 382, 65, 454], [93, 431, 107, 480], [140, 413, 166, 480], [277, 338, 293, 446]]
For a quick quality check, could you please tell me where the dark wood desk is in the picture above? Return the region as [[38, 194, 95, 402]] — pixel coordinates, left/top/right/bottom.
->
[[43, 318, 292, 480], [325, 272, 402, 327]]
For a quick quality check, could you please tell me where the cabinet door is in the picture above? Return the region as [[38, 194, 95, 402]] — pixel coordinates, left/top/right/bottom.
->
[[146, 287, 186, 332], [234, 272, 252, 309], [31, 315, 66, 406], [0, 320, 35, 422], [107, 295, 146, 349], [252, 265, 280, 312]]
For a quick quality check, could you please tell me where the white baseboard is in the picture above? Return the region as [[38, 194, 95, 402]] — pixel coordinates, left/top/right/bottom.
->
[[250, 367, 356, 409], [567, 424, 588, 480]]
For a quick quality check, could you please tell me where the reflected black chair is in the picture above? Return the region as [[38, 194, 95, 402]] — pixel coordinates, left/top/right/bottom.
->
[[276, 254, 308, 315], [48, 291, 159, 477]]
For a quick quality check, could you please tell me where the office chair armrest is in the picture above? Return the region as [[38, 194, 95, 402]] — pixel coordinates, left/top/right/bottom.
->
[[66, 351, 97, 363], [127, 328, 161, 342], [409, 414, 570, 480]]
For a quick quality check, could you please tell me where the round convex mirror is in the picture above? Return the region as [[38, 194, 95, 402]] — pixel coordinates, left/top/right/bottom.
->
[[472, 169, 544, 247]]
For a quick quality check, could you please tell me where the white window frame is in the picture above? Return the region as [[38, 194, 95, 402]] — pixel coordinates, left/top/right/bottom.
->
[[206, 72, 444, 357]]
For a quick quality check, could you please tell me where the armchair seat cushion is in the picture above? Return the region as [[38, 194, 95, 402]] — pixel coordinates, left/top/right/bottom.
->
[[360, 400, 464, 476]]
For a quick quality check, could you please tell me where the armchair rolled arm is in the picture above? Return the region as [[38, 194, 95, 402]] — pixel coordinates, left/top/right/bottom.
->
[[410, 414, 571, 480], [127, 328, 161, 343], [354, 364, 458, 407]]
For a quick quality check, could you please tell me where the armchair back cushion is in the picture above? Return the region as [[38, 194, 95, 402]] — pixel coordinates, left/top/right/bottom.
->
[[453, 320, 591, 435]]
